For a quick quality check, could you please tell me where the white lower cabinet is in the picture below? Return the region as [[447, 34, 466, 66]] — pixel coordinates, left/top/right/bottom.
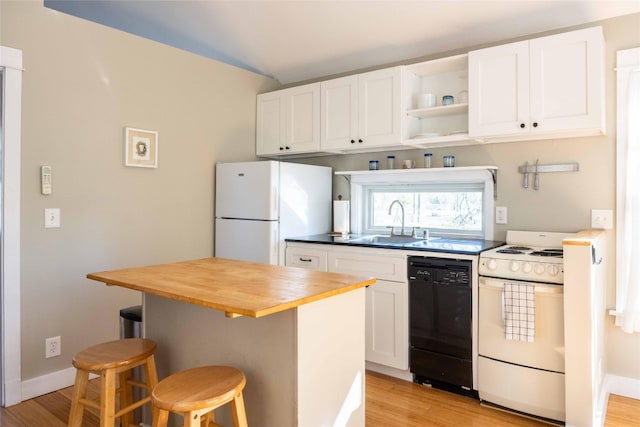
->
[[364, 279, 408, 369], [286, 242, 409, 370]]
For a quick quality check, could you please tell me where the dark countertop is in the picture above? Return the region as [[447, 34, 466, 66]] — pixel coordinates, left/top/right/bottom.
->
[[286, 234, 505, 256]]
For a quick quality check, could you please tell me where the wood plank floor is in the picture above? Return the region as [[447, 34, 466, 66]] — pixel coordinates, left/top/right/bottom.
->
[[0, 370, 638, 426]]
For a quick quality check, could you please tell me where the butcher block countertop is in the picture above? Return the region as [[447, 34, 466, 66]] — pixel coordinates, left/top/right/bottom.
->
[[87, 257, 375, 318]]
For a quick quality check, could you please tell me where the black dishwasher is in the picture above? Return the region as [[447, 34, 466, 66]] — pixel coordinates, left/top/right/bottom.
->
[[408, 256, 474, 396]]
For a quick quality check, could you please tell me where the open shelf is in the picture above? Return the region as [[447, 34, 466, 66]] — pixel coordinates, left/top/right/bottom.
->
[[406, 103, 468, 119]]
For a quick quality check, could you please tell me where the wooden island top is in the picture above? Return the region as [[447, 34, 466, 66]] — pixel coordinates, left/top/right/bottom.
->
[[87, 257, 375, 318]]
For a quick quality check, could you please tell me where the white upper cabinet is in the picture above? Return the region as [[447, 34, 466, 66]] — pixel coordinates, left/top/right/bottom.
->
[[256, 83, 320, 156], [469, 26, 605, 141], [321, 67, 402, 152]]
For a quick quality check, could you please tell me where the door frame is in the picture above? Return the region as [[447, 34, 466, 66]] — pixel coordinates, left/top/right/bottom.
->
[[1, 45, 22, 406]]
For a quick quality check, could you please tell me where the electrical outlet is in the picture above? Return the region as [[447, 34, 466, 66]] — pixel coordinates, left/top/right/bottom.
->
[[591, 209, 613, 229], [45, 336, 61, 358]]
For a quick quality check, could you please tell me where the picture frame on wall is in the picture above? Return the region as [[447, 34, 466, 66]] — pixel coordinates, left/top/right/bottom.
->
[[125, 127, 158, 168]]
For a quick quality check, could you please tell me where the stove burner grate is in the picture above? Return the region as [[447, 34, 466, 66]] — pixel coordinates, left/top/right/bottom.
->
[[497, 249, 525, 254], [496, 245, 533, 255], [530, 249, 563, 257]]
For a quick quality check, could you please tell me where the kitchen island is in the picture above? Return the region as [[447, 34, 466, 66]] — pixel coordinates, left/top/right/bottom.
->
[[87, 257, 375, 427]]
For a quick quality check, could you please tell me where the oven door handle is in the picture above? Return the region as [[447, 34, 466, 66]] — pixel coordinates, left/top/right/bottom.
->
[[479, 278, 563, 294]]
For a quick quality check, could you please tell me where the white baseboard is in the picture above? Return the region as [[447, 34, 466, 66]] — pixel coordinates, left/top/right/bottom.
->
[[365, 361, 413, 382], [606, 374, 640, 400], [21, 367, 77, 401]]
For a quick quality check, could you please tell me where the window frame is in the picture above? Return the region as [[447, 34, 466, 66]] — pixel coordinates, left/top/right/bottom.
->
[[362, 182, 486, 237], [349, 168, 495, 239], [612, 47, 640, 333]]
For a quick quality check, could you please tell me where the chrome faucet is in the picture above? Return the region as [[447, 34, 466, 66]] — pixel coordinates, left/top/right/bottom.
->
[[388, 200, 406, 236]]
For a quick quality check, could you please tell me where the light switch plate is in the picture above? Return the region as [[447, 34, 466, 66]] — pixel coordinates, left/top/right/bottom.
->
[[44, 208, 61, 228], [495, 206, 507, 224], [591, 209, 613, 229]]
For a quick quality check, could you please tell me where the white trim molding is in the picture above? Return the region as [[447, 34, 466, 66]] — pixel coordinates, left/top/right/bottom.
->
[[1, 45, 23, 406], [21, 368, 77, 401], [606, 374, 640, 400]]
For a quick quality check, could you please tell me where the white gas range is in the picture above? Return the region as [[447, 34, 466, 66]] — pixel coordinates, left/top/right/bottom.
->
[[477, 230, 573, 423]]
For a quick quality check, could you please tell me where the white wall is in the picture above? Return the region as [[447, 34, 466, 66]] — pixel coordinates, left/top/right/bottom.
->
[[0, 0, 278, 390]]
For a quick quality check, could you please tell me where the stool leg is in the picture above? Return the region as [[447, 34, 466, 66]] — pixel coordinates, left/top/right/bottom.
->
[[144, 354, 159, 391], [186, 411, 201, 427], [201, 410, 215, 426], [152, 407, 169, 427], [230, 392, 248, 427], [100, 368, 117, 427], [67, 369, 89, 427], [119, 370, 134, 427]]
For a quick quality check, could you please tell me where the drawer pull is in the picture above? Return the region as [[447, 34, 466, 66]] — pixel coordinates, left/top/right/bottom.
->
[[299, 257, 313, 262]]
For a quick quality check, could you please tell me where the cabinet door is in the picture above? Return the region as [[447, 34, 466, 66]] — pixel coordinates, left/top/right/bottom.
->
[[358, 67, 402, 147], [256, 91, 285, 156], [468, 41, 530, 137], [320, 75, 359, 150], [529, 27, 604, 133], [328, 249, 408, 369], [366, 279, 408, 369], [286, 83, 321, 153]]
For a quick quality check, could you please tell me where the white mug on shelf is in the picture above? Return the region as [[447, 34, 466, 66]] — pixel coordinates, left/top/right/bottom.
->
[[402, 160, 415, 169], [417, 93, 436, 109]]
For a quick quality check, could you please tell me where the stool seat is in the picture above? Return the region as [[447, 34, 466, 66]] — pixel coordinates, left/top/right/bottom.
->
[[68, 338, 158, 427], [73, 338, 157, 371], [152, 366, 248, 427]]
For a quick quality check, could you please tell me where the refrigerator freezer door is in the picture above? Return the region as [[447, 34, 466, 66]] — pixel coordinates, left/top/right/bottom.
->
[[216, 161, 279, 220], [215, 218, 278, 264]]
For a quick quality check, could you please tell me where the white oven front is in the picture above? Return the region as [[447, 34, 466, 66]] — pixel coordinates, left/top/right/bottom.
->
[[477, 276, 565, 422]]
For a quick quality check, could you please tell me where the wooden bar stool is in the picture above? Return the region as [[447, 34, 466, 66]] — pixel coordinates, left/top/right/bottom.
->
[[68, 338, 158, 427], [151, 365, 248, 427]]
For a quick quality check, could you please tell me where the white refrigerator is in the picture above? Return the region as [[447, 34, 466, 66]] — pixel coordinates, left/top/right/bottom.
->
[[215, 160, 332, 265]]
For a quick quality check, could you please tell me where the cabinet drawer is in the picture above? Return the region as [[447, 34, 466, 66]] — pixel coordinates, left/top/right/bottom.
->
[[285, 247, 328, 271], [328, 250, 406, 282]]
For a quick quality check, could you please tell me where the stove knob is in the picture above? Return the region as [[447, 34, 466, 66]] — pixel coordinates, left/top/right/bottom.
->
[[510, 261, 520, 272], [486, 259, 498, 270], [547, 264, 560, 276], [535, 264, 546, 275], [522, 262, 533, 273]]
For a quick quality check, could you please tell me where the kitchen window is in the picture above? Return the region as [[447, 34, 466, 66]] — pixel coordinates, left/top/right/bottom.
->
[[364, 183, 484, 237], [349, 168, 494, 239]]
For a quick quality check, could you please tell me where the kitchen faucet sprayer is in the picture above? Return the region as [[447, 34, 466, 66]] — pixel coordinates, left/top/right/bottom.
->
[[388, 200, 406, 236]]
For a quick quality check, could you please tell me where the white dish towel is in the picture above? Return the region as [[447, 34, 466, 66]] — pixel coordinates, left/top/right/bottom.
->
[[503, 282, 536, 342]]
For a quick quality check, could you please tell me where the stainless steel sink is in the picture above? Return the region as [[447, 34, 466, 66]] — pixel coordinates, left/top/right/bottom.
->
[[348, 235, 437, 245]]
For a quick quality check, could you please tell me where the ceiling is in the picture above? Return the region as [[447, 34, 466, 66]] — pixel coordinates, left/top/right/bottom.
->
[[45, 0, 640, 85]]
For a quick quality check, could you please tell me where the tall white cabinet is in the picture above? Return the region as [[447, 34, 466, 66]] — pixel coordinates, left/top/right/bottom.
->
[[468, 26, 604, 140], [321, 67, 402, 151], [256, 83, 320, 156]]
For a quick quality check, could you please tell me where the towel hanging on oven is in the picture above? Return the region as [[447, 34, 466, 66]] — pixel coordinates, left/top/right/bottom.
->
[[503, 282, 535, 342]]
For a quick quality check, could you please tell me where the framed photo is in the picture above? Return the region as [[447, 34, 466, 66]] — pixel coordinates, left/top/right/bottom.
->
[[125, 127, 158, 168]]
